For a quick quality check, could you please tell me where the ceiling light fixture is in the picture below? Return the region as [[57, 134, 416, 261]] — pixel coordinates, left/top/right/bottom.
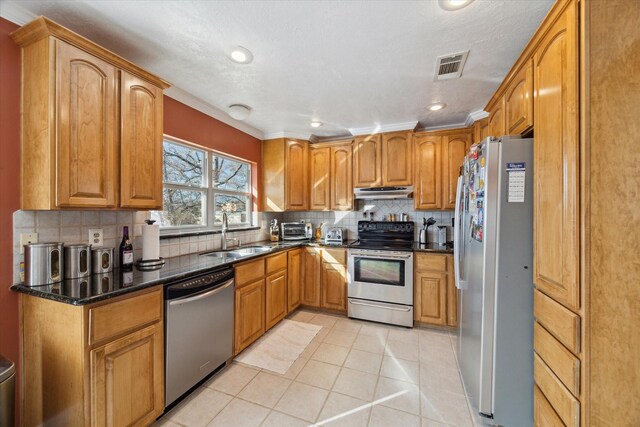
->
[[310, 121, 323, 128], [227, 46, 253, 64], [429, 103, 447, 111], [228, 104, 251, 120], [438, 0, 474, 11]]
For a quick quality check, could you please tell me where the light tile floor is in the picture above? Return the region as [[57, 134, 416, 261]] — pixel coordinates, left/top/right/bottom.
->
[[155, 309, 478, 427]]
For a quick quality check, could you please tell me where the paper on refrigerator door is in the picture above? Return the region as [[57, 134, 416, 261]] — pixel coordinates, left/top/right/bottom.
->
[[506, 162, 526, 203]]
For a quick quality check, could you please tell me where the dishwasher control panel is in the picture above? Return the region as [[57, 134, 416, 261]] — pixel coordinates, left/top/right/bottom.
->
[[165, 268, 234, 300]]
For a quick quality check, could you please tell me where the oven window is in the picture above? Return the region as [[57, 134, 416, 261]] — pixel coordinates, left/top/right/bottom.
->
[[354, 257, 405, 286]]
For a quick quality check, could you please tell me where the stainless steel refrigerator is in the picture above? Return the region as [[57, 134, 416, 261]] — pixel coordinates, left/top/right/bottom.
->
[[453, 136, 534, 426]]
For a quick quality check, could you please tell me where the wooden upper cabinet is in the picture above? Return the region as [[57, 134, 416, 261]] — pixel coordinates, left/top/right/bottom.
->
[[505, 59, 534, 135], [11, 17, 170, 210], [532, 1, 579, 311], [353, 134, 382, 187], [120, 72, 164, 209], [309, 147, 331, 210], [381, 131, 413, 186], [330, 143, 353, 210], [413, 134, 442, 210], [474, 118, 490, 144], [488, 96, 506, 137], [442, 133, 471, 209], [285, 139, 309, 210], [56, 41, 118, 208]]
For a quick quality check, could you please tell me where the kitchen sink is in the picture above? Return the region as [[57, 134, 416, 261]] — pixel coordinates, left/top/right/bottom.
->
[[200, 251, 242, 260], [227, 247, 272, 256]]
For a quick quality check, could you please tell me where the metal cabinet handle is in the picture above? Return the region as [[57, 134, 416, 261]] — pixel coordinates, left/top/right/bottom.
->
[[168, 280, 233, 306], [348, 299, 411, 312]]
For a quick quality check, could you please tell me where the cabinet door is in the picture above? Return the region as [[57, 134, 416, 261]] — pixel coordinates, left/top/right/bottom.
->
[[287, 249, 302, 313], [446, 255, 457, 327], [473, 118, 489, 144], [442, 133, 471, 209], [321, 263, 346, 311], [382, 131, 413, 186], [285, 139, 309, 210], [265, 271, 287, 330], [309, 147, 331, 211], [353, 134, 382, 187], [301, 248, 321, 307], [533, 2, 579, 311], [56, 41, 118, 208], [330, 144, 353, 211], [120, 72, 164, 209], [506, 59, 534, 135], [414, 271, 447, 325], [413, 134, 442, 210], [90, 323, 164, 427], [235, 279, 265, 354], [488, 96, 506, 137]]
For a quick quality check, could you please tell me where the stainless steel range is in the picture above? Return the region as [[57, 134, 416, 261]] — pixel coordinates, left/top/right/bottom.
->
[[347, 221, 414, 327]]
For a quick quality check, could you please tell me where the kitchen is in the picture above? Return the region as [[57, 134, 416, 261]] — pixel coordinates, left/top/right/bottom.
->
[[0, 0, 638, 426]]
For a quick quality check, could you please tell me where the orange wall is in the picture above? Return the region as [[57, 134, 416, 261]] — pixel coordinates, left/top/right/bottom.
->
[[0, 17, 22, 426], [163, 97, 262, 210], [0, 16, 262, 425]]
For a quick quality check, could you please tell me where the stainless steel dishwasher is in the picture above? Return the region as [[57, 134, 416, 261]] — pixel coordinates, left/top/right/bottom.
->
[[164, 267, 234, 407]]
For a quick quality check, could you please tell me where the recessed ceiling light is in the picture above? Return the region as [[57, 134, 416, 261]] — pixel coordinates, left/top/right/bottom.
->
[[310, 121, 323, 128], [429, 103, 447, 111], [228, 104, 251, 120], [438, 0, 474, 11], [227, 46, 253, 64]]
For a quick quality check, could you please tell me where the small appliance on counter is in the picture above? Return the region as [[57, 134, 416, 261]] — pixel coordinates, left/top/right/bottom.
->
[[281, 222, 309, 241], [24, 242, 64, 287], [64, 243, 91, 279], [305, 222, 313, 239], [270, 219, 280, 242], [324, 227, 344, 245], [437, 226, 447, 246]]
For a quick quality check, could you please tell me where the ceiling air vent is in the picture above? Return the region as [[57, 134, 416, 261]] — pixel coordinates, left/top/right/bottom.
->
[[434, 50, 469, 81]]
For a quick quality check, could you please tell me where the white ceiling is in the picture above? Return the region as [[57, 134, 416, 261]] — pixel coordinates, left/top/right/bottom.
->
[[1, 0, 553, 140]]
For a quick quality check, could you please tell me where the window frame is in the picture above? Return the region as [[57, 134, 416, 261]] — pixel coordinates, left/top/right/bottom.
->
[[154, 136, 253, 233]]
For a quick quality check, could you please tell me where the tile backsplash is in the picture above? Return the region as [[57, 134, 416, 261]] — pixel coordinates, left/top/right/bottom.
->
[[12, 210, 280, 284], [282, 199, 454, 243]]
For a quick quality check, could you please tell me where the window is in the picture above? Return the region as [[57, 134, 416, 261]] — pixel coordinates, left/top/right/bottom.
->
[[151, 139, 252, 231]]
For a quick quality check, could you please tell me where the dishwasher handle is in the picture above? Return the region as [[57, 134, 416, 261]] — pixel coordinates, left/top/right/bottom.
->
[[168, 279, 234, 306]]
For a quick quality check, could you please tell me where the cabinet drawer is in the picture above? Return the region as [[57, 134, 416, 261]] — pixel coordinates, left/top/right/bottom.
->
[[266, 252, 287, 274], [415, 253, 447, 272], [88, 288, 162, 346], [534, 290, 580, 353], [534, 321, 580, 396], [235, 258, 265, 287], [534, 386, 565, 427], [322, 247, 346, 265], [534, 354, 580, 427]]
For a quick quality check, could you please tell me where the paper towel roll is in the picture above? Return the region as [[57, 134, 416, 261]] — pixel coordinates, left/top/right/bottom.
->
[[142, 222, 160, 260]]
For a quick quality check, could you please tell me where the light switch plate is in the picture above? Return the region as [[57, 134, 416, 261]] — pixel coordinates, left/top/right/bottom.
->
[[88, 229, 103, 247], [20, 233, 38, 254]]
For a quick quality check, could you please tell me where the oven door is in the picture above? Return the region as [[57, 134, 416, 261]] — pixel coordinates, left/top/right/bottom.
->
[[347, 250, 413, 306]]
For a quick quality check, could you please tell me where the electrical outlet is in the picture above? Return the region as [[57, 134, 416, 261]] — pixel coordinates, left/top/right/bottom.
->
[[88, 229, 103, 247], [20, 233, 38, 254]]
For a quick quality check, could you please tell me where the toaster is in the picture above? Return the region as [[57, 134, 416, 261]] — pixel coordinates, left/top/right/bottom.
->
[[324, 227, 344, 245]]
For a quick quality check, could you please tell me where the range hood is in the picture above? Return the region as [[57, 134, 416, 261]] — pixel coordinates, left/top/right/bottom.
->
[[354, 186, 414, 200]]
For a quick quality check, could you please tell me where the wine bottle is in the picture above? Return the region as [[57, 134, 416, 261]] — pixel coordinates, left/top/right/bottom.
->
[[119, 226, 134, 270]]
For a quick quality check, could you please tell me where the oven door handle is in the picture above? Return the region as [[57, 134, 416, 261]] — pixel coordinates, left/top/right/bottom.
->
[[168, 279, 233, 306], [350, 253, 412, 260], [348, 299, 412, 312]]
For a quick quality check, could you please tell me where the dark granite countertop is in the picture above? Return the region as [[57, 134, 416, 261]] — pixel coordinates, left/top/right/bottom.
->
[[10, 239, 355, 305]]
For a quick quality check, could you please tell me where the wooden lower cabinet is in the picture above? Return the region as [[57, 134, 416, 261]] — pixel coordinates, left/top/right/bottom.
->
[[90, 323, 164, 426], [414, 253, 456, 327], [21, 287, 164, 427], [265, 270, 287, 330], [302, 248, 321, 307], [321, 262, 347, 311], [287, 248, 302, 312], [234, 279, 265, 354]]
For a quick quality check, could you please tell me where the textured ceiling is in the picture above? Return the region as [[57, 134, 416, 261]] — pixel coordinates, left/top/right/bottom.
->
[[1, 0, 553, 139]]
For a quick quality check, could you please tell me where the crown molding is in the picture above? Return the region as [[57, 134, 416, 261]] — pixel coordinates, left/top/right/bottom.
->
[[348, 121, 418, 136], [165, 87, 263, 140], [417, 122, 469, 132], [464, 110, 489, 127], [0, 2, 38, 26], [262, 131, 313, 141]]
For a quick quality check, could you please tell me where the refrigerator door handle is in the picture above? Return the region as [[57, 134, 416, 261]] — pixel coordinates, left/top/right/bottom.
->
[[454, 175, 467, 290]]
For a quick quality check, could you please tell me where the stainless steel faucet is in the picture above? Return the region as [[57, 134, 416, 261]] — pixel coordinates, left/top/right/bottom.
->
[[221, 212, 241, 250]]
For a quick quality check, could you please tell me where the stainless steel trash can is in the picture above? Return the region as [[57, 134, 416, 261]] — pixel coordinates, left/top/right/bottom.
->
[[0, 355, 15, 427]]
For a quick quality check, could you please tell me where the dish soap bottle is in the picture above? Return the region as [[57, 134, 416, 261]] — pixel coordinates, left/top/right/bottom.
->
[[315, 223, 323, 240]]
